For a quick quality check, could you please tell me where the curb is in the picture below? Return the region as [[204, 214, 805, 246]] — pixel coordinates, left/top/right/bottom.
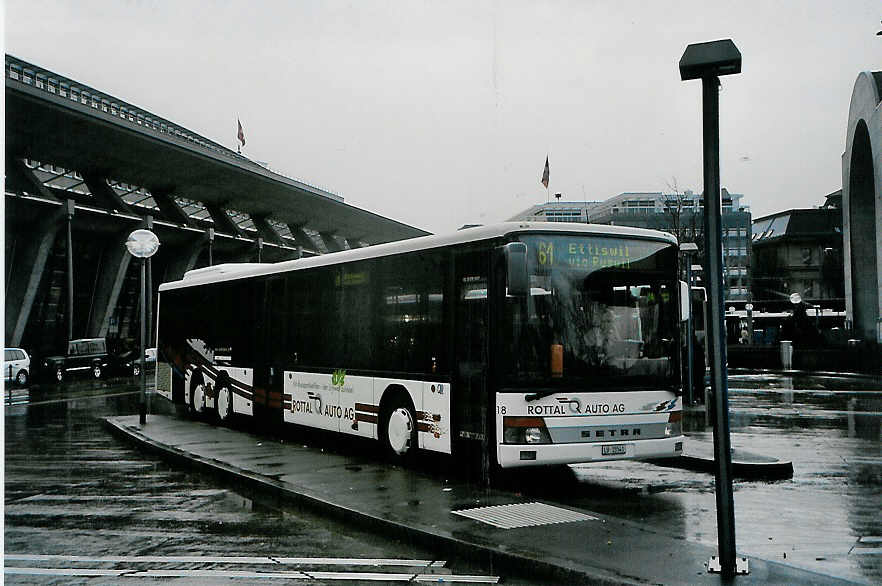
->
[[657, 454, 794, 481], [103, 417, 637, 586]]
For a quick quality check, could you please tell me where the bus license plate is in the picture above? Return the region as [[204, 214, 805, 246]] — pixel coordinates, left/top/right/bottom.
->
[[602, 444, 626, 456]]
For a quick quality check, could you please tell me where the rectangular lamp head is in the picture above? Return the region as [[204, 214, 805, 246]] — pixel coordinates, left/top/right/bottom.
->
[[679, 39, 741, 80]]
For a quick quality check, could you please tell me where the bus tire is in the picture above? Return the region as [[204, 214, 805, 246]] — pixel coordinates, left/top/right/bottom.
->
[[379, 394, 417, 460], [216, 384, 233, 424], [190, 383, 206, 416]]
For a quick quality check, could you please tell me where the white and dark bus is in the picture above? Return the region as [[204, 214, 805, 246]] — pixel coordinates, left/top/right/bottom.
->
[[155, 222, 686, 468]]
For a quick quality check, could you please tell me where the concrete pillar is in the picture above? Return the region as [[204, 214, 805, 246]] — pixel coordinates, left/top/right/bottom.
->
[[86, 231, 134, 338], [162, 239, 205, 283], [82, 172, 135, 214], [207, 204, 244, 237], [151, 189, 193, 226], [5, 156, 59, 201], [319, 231, 344, 253], [66, 200, 74, 341], [252, 215, 284, 246], [286, 224, 321, 254], [5, 207, 65, 346]]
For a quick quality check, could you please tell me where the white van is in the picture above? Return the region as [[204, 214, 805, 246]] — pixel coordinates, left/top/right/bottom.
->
[[4, 348, 31, 386]]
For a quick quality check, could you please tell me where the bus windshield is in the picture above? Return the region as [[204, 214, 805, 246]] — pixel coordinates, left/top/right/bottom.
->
[[503, 235, 679, 391]]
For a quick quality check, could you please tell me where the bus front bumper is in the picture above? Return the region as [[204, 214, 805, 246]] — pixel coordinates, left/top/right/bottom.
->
[[497, 435, 685, 468]]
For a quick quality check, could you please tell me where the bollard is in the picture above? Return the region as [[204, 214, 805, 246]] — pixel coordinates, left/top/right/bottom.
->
[[780, 340, 793, 370]]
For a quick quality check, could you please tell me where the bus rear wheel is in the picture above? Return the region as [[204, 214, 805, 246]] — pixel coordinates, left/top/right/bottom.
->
[[216, 384, 233, 424], [380, 397, 417, 459]]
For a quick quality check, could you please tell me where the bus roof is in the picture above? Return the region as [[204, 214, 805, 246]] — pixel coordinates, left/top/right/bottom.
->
[[160, 221, 678, 291]]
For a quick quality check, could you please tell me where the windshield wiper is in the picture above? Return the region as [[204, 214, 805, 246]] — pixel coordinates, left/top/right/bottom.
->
[[525, 389, 558, 402]]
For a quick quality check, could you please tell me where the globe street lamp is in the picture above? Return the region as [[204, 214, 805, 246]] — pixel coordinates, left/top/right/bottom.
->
[[126, 229, 160, 425], [745, 302, 754, 346]]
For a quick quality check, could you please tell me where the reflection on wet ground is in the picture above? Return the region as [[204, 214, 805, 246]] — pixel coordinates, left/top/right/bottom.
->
[[546, 373, 881, 584], [3, 386, 516, 585], [5, 373, 880, 583]]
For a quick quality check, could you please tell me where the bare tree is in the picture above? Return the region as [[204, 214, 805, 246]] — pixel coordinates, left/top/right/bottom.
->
[[662, 178, 704, 247], [662, 178, 706, 283]]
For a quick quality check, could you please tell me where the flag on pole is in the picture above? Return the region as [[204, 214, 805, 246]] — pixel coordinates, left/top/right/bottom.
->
[[237, 118, 246, 147], [540, 156, 549, 188]]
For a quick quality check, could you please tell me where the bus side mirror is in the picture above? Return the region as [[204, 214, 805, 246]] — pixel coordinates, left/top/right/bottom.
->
[[504, 242, 528, 297], [680, 280, 690, 322]]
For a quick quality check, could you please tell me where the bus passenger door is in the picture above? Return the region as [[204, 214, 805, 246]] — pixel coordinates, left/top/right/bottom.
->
[[452, 250, 490, 469], [256, 277, 285, 428]]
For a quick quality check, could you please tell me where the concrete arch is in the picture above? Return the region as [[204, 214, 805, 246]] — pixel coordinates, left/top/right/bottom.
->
[[842, 71, 882, 344]]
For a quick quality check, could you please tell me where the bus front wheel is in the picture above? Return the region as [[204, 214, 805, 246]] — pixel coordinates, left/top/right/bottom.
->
[[190, 383, 206, 415], [380, 398, 417, 459]]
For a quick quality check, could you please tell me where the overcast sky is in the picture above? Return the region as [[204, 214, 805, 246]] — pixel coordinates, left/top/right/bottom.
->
[[5, 1, 879, 234]]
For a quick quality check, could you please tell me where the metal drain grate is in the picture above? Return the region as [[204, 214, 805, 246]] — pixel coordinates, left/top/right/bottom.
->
[[452, 502, 597, 529]]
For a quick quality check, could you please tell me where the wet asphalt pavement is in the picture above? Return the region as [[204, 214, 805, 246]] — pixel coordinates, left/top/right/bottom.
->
[[3, 380, 519, 584], [4, 371, 882, 584], [564, 372, 882, 584]]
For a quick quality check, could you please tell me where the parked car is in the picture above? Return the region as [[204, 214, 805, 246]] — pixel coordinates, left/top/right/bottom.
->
[[130, 347, 156, 377], [42, 338, 110, 382], [4, 348, 31, 386]]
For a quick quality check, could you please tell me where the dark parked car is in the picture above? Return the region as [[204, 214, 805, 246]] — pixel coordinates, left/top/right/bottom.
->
[[125, 347, 156, 377], [43, 338, 110, 382]]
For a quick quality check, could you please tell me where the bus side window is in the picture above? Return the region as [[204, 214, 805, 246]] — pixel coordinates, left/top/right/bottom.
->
[[267, 277, 289, 368], [455, 252, 488, 376], [290, 267, 337, 368], [337, 260, 374, 370], [376, 251, 447, 375]]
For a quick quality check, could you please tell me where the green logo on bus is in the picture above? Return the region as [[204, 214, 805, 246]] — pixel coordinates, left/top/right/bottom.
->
[[331, 369, 346, 389]]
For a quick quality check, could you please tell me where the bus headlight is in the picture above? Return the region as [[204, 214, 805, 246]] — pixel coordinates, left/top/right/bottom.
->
[[665, 411, 682, 437], [525, 427, 548, 444], [503, 417, 552, 444]]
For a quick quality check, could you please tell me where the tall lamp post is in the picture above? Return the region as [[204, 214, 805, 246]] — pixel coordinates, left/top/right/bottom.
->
[[126, 229, 160, 425], [680, 39, 747, 577], [680, 242, 699, 406]]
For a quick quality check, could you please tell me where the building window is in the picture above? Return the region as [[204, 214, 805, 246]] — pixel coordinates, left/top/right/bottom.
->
[[801, 247, 812, 265]]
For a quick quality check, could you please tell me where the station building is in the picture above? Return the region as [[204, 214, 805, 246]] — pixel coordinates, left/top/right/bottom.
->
[[842, 71, 882, 347], [751, 191, 844, 313], [4, 55, 428, 362]]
